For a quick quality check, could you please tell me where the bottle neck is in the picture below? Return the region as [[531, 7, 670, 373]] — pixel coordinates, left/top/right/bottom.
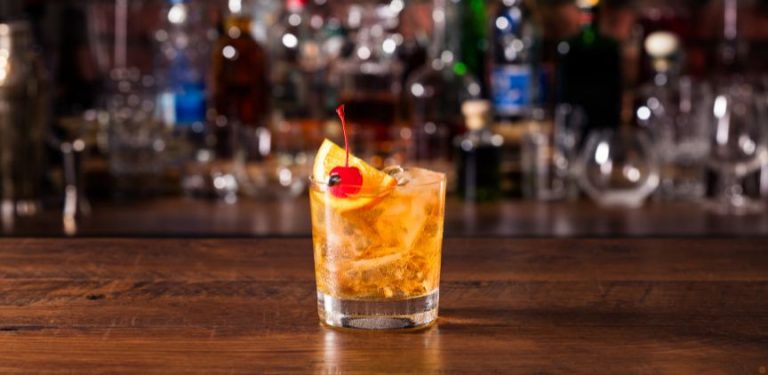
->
[[429, 0, 462, 68], [224, 4, 252, 37], [224, 0, 252, 33], [578, 3, 600, 44], [719, 0, 743, 70], [466, 115, 487, 131]]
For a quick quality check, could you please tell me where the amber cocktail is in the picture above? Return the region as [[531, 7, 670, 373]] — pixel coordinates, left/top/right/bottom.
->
[[310, 137, 446, 330]]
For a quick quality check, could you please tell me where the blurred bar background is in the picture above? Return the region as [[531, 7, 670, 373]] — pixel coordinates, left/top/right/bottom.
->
[[1, 0, 768, 236]]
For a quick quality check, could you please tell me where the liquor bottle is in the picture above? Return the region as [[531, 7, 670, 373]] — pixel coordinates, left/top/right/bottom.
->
[[335, 5, 403, 169], [460, 0, 488, 96], [265, 0, 327, 197], [154, 0, 212, 194], [270, 0, 325, 122], [406, 0, 481, 176], [211, 0, 270, 196], [455, 100, 503, 202], [637, 30, 682, 131], [490, 0, 535, 123], [635, 3, 690, 83], [557, 0, 622, 133], [0, 17, 49, 218]]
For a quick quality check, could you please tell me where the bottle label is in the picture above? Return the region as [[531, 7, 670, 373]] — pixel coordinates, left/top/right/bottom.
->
[[174, 87, 206, 125], [491, 65, 531, 116], [158, 86, 207, 128]]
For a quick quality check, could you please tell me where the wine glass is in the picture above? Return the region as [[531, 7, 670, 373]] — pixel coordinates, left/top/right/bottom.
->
[[706, 82, 768, 215], [575, 127, 660, 208]]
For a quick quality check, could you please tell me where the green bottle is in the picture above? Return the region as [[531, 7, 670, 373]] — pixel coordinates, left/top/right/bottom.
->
[[557, 0, 622, 132], [460, 0, 489, 96]]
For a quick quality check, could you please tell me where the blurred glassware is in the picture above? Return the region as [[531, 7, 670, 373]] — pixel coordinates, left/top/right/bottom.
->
[[576, 128, 660, 208], [270, 0, 327, 122], [0, 21, 49, 229], [52, 112, 100, 236], [638, 76, 713, 201], [706, 82, 768, 215], [521, 108, 579, 201], [265, 117, 314, 198], [335, 4, 404, 169], [521, 122, 549, 200], [106, 68, 168, 197], [406, 0, 481, 178], [212, 0, 271, 199], [549, 103, 588, 200]]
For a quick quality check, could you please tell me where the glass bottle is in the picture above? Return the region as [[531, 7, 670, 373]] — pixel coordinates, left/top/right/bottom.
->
[[266, 0, 327, 197], [460, 0, 488, 96], [557, 0, 622, 134], [406, 0, 481, 176], [455, 100, 503, 202], [154, 0, 213, 194], [211, 0, 270, 197], [335, 5, 403, 169], [270, 0, 325, 123], [490, 0, 535, 123], [636, 31, 711, 201]]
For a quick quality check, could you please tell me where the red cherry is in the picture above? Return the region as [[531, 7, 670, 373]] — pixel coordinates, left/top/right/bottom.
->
[[328, 104, 364, 198], [329, 166, 363, 198]]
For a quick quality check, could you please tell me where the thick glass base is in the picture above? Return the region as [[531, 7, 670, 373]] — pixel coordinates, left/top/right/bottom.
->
[[317, 289, 439, 330]]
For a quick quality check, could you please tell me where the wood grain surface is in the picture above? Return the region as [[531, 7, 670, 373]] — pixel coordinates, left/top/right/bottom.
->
[[1, 238, 767, 373], [5, 198, 768, 237]]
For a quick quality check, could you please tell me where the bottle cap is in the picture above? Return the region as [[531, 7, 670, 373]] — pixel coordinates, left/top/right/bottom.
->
[[644, 31, 679, 59], [462, 100, 491, 131]]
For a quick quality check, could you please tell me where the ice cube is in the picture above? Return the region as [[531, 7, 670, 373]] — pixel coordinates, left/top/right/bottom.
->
[[401, 167, 445, 189], [382, 165, 410, 186]]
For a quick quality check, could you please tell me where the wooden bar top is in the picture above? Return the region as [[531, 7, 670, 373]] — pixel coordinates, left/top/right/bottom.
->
[[1, 238, 767, 373]]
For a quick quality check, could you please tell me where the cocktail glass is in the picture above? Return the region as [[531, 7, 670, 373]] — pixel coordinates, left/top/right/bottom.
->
[[310, 167, 446, 330]]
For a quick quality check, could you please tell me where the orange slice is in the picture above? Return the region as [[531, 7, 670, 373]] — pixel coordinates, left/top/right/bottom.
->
[[312, 139, 397, 211]]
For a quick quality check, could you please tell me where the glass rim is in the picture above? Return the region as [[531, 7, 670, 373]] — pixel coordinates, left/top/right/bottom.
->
[[309, 169, 446, 191]]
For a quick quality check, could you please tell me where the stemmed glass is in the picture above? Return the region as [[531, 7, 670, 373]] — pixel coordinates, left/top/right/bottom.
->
[[49, 110, 102, 236], [706, 82, 768, 214], [575, 127, 660, 208]]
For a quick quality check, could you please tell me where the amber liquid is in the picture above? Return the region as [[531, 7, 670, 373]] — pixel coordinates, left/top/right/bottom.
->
[[310, 168, 446, 300], [211, 15, 270, 159]]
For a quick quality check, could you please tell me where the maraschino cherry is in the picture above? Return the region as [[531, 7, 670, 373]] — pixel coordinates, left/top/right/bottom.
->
[[329, 105, 363, 198]]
